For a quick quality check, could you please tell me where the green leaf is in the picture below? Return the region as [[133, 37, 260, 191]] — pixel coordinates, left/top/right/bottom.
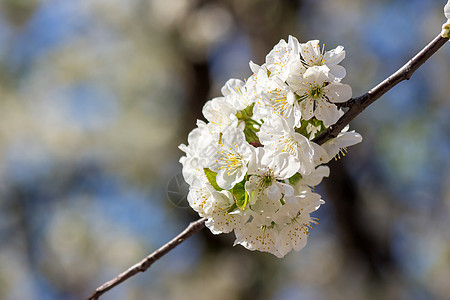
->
[[231, 180, 248, 210], [288, 173, 302, 185], [203, 168, 223, 191]]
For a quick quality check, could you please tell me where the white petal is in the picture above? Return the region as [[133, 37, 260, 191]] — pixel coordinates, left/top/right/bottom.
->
[[271, 152, 300, 179], [202, 97, 238, 131], [299, 166, 330, 187], [315, 101, 340, 127], [328, 65, 347, 80], [247, 148, 265, 175], [216, 168, 239, 190], [322, 131, 362, 159], [265, 36, 301, 81], [266, 184, 282, 201], [300, 100, 314, 120], [303, 65, 331, 82], [221, 78, 244, 97], [323, 45, 345, 65], [249, 61, 261, 73], [300, 40, 320, 65], [445, 0, 450, 19], [325, 83, 352, 103]]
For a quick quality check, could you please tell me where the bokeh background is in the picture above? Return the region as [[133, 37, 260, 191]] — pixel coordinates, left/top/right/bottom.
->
[[0, 0, 449, 299]]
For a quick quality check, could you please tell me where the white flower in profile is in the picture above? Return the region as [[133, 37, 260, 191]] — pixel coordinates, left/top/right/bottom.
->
[[204, 189, 247, 235], [445, 0, 450, 19], [321, 125, 362, 162], [210, 127, 254, 190], [187, 184, 213, 217], [296, 166, 330, 190], [221, 78, 254, 110], [187, 183, 247, 234], [246, 61, 274, 123], [274, 192, 324, 256], [202, 97, 238, 133], [258, 115, 317, 175], [179, 120, 218, 188], [442, 0, 450, 38], [300, 40, 347, 80], [288, 66, 352, 127], [245, 148, 297, 211], [233, 212, 284, 258], [265, 35, 302, 81]]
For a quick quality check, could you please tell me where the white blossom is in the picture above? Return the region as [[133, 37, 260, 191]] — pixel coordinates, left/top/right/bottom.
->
[[321, 125, 362, 162], [234, 212, 284, 258], [442, 1, 450, 38], [245, 148, 297, 210], [221, 78, 254, 110], [299, 40, 347, 80], [274, 192, 324, 256], [179, 120, 218, 188], [258, 76, 302, 127], [202, 97, 238, 133], [445, 0, 450, 19], [210, 127, 254, 190], [204, 188, 247, 234], [258, 115, 317, 175], [288, 66, 352, 127], [188, 184, 247, 234], [265, 35, 302, 81], [246, 62, 273, 123]]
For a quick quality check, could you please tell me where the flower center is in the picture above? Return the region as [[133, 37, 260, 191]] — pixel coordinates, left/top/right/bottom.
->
[[273, 96, 289, 115], [281, 136, 298, 156], [261, 174, 273, 188], [217, 145, 243, 174], [309, 85, 323, 100]]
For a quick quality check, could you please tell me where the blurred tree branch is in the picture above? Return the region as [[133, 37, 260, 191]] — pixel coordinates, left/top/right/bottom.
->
[[88, 218, 206, 300], [88, 33, 448, 300], [313, 34, 448, 145]]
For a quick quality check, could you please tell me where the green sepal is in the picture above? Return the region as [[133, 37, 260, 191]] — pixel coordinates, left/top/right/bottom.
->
[[288, 173, 302, 185], [227, 203, 238, 214], [231, 180, 249, 210], [236, 103, 262, 144], [295, 117, 326, 139], [244, 127, 260, 144], [236, 103, 255, 120], [203, 168, 223, 191]]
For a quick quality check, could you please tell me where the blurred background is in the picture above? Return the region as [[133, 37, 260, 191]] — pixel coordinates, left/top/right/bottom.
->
[[0, 0, 449, 299]]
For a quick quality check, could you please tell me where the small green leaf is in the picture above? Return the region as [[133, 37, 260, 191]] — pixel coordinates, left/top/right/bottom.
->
[[288, 173, 302, 185], [203, 168, 223, 191], [231, 180, 248, 210]]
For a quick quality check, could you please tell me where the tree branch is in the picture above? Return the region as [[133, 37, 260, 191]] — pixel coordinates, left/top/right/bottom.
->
[[88, 217, 206, 300], [313, 34, 448, 145], [87, 33, 448, 300]]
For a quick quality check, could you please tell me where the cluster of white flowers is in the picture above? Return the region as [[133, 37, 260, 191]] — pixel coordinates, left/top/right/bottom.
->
[[179, 36, 362, 258]]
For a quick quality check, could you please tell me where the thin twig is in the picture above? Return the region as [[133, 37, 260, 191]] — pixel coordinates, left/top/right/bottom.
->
[[313, 34, 448, 145], [88, 217, 206, 300], [88, 33, 448, 300]]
